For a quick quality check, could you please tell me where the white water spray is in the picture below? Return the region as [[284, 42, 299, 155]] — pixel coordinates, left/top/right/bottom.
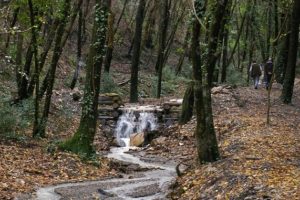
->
[[115, 110, 158, 147]]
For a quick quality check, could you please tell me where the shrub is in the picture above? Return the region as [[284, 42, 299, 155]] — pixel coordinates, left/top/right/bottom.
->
[[101, 72, 120, 94], [226, 64, 248, 86], [0, 98, 34, 136], [0, 103, 17, 134]]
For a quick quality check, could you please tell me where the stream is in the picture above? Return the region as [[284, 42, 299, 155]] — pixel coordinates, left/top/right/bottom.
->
[[34, 144, 176, 200], [34, 111, 177, 200]]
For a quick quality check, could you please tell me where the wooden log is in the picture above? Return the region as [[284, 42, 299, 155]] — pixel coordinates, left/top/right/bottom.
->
[[99, 100, 113, 104], [118, 79, 130, 86], [98, 116, 115, 120], [163, 102, 182, 107], [112, 102, 120, 109], [112, 110, 120, 118]]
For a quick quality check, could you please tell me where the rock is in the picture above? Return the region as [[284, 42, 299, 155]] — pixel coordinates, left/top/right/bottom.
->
[[151, 136, 167, 146], [130, 132, 145, 147], [211, 86, 231, 94], [72, 89, 82, 101], [111, 138, 126, 147]]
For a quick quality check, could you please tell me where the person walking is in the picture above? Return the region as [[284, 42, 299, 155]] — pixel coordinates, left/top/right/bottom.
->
[[264, 57, 273, 90], [249, 60, 262, 89]]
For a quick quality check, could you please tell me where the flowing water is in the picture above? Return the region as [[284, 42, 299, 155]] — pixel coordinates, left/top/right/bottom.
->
[[34, 107, 176, 200], [115, 109, 158, 147]]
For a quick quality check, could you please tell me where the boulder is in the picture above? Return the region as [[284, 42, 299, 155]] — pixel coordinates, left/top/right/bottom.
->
[[151, 136, 167, 146], [130, 132, 145, 147], [72, 89, 82, 101]]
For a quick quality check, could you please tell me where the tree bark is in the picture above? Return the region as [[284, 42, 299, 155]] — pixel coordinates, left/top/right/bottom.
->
[[156, 0, 169, 98], [70, 6, 83, 89], [61, 0, 110, 156], [130, 0, 146, 103], [193, 0, 229, 164], [103, 8, 115, 73], [35, 0, 72, 137], [28, 0, 40, 138], [179, 81, 194, 125], [281, 0, 300, 104]]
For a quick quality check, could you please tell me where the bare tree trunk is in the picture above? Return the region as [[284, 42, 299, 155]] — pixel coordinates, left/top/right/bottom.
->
[[70, 6, 83, 89], [103, 7, 115, 73], [281, 0, 300, 104], [176, 28, 190, 75], [179, 81, 194, 125], [35, 0, 72, 137], [39, 0, 83, 97], [226, 8, 246, 70], [130, 0, 146, 103], [15, 33, 23, 91], [156, 0, 169, 98], [5, 7, 20, 51], [28, 0, 40, 138]]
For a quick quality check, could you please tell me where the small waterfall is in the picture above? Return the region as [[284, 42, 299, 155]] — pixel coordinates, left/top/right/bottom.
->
[[115, 110, 158, 147]]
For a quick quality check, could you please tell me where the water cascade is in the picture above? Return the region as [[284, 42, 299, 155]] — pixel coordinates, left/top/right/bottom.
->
[[115, 108, 158, 147]]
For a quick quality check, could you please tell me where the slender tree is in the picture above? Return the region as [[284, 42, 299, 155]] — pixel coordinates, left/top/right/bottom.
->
[[34, 0, 72, 137], [129, 0, 146, 103], [281, 0, 300, 104], [156, 0, 169, 98], [70, 6, 83, 89], [193, 0, 230, 163], [61, 0, 110, 156]]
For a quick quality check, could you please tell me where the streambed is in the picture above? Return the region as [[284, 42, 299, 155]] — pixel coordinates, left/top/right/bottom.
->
[[34, 145, 176, 200]]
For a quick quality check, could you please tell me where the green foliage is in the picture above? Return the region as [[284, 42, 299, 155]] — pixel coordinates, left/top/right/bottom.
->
[[0, 103, 17, 134], [0, 99, 34, 136], [150, 66, 189, 97], [162, 65, 177, 82], [100, 72, 120, 94], [226, 65, 248, 86]]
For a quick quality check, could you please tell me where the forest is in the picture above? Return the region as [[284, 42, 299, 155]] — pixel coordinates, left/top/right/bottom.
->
[[0, 0, 299, 199]]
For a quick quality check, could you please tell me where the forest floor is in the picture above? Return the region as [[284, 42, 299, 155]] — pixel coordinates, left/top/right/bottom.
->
[[1, 51, 300, 199], [152, 80, 300, 199], [1, 79, 299, 199]]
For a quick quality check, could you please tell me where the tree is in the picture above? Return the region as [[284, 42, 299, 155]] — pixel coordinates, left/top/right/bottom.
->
[[281, 0, 300, 104], [129, 0, 146, 103], [60, 0, 110, 156], [192, 0, 230, 163], [156, 0, 169, 98], [70, 5, 83, 89], [33, 0, 72, 137]]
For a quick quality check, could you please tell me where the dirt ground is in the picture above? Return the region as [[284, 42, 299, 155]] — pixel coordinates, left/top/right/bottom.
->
[[142, 81, 300, 199]]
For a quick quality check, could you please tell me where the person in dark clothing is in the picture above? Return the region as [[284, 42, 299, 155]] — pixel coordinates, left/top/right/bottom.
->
[[249, 60, 262, 89], [264, 57, 273, 90]]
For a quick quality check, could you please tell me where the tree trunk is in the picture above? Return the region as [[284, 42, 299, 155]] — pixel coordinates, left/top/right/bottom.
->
[[156, 0, 169, 98], [130, 0, 146, 103], [275, 14, 290, 84], [179, 82, 194, 125], [193, 0, 229, 164], [176, 28, 190, 75], [221, 28, 229, 82], [39, 0, 83, 97], [70, 6, 83, 89], [61, 0, 110, 156], [35, 0, 72, 137], [5, 7, 20, 51], [281, 0, 300, 104], [103, 8, 115, 73], [28, 0, 40, 138], [226, 9, 246, 71], [27, 20, 59, 96], [15, 33, 23, 91], [18, 40, 33, 100]]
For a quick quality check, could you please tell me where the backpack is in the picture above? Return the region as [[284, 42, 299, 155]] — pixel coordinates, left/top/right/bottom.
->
[[251, 63, 261, 77]]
